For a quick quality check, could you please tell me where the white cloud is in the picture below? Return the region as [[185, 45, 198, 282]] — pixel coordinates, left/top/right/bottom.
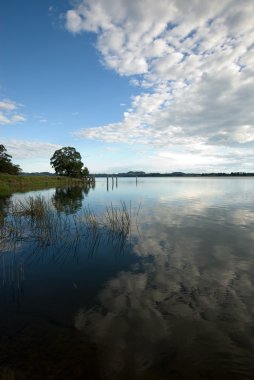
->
[[2, 139, 61, 159], [0, 99, 26, 125], [0, 113, 26, 125], [66, 0, 254, 171], [0, 114, 11, 125], [0, 100, 17, 111], [11, 115, 26, 123]]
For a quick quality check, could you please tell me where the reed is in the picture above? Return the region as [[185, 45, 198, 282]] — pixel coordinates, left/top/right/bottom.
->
[[11, 195, 50, 219], [104, 201, 130, 238], [0, 195, 139, 254], [83, 206, 100, 231]]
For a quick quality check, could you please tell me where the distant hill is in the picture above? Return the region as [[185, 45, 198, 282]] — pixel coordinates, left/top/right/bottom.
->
[[117, 171, 146, 177]]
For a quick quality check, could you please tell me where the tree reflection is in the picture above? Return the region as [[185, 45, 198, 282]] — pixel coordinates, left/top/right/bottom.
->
[[52, 185, 92, 214], [0, 196, 10, 228]]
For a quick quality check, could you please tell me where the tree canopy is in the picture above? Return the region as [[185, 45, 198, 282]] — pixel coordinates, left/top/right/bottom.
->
[[50, 146, 89, 178], [0, 144, 21, 175]]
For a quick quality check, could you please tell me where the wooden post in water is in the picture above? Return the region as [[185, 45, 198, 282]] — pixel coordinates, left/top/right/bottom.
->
[[136, 176, 138, 186], [116, 176, 118, 188], [107, 176, 109, 191]]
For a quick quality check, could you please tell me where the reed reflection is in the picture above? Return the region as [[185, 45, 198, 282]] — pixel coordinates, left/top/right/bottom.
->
[[0, 253, 25, 306]]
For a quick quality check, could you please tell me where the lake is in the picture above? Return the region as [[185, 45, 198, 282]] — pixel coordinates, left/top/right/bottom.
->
[[1, 177, 254, 379]]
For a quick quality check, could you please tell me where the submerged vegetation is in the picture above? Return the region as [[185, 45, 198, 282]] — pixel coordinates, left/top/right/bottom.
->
[[0, 195, 139, 254]]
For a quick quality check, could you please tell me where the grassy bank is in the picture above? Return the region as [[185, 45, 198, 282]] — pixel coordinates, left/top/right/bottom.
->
[[0, 173, 83, 197]]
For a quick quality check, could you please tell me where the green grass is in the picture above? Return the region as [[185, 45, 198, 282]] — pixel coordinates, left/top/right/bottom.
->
[[0, 173, 84, 197]]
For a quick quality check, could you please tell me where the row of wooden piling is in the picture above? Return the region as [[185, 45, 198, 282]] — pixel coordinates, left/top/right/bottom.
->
[[83, 175, 139, 190], [107, 176, 117, 191], [106, 176, 138, 191]]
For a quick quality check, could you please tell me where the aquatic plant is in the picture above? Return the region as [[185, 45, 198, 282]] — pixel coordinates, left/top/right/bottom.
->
[[104, 201, 130, 237], [11, 195, 50, 219], [0, 195, 140, 254]]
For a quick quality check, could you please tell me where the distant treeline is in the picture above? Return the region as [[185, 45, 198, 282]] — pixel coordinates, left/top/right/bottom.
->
[[94, 171, 254, 177], [21, 171, 254, 177], [21, 172, 56, 176]]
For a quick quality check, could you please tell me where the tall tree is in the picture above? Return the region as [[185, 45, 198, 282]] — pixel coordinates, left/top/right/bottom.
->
[[50, 146, 87, 178], [0, 144, 21, 174]]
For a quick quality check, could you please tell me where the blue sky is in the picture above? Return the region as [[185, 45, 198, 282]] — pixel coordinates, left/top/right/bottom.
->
[[1, 0, 254, 173]]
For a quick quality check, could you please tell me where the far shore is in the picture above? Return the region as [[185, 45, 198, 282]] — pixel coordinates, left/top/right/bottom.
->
[[94, 171, 254, 178], [1, 171, 254, 198]]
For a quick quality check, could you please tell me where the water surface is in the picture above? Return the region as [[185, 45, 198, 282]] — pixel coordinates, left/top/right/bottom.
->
[[1, 178, 254, 379]]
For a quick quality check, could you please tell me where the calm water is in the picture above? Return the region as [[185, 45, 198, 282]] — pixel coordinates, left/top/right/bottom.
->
[[1, 177, 254, 379]]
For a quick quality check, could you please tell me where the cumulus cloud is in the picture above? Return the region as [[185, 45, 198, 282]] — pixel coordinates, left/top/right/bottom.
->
[[2, 139, 61, 159], [0, 100, 17, 111], [0, 99, 26, 125], [66, 0, 254, 170], [0, 114, 11, 125]]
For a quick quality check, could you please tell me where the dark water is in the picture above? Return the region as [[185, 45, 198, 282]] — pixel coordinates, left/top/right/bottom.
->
[[1, 178, 254, 379]]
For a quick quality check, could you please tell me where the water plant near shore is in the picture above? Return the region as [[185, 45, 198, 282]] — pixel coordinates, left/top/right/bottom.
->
[[0, 195, 139, 254], [104, 201, 130, 237]]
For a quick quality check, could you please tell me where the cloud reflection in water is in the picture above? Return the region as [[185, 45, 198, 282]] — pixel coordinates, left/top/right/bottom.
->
[[75, 199, 254, 378]]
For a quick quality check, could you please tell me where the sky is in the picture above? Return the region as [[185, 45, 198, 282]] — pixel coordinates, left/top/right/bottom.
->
[[1, 0, 254, 174]]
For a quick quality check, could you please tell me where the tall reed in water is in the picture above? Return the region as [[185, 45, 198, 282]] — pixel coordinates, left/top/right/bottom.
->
[[0, 196, 138, 253], [104, 201, 130, 237]]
